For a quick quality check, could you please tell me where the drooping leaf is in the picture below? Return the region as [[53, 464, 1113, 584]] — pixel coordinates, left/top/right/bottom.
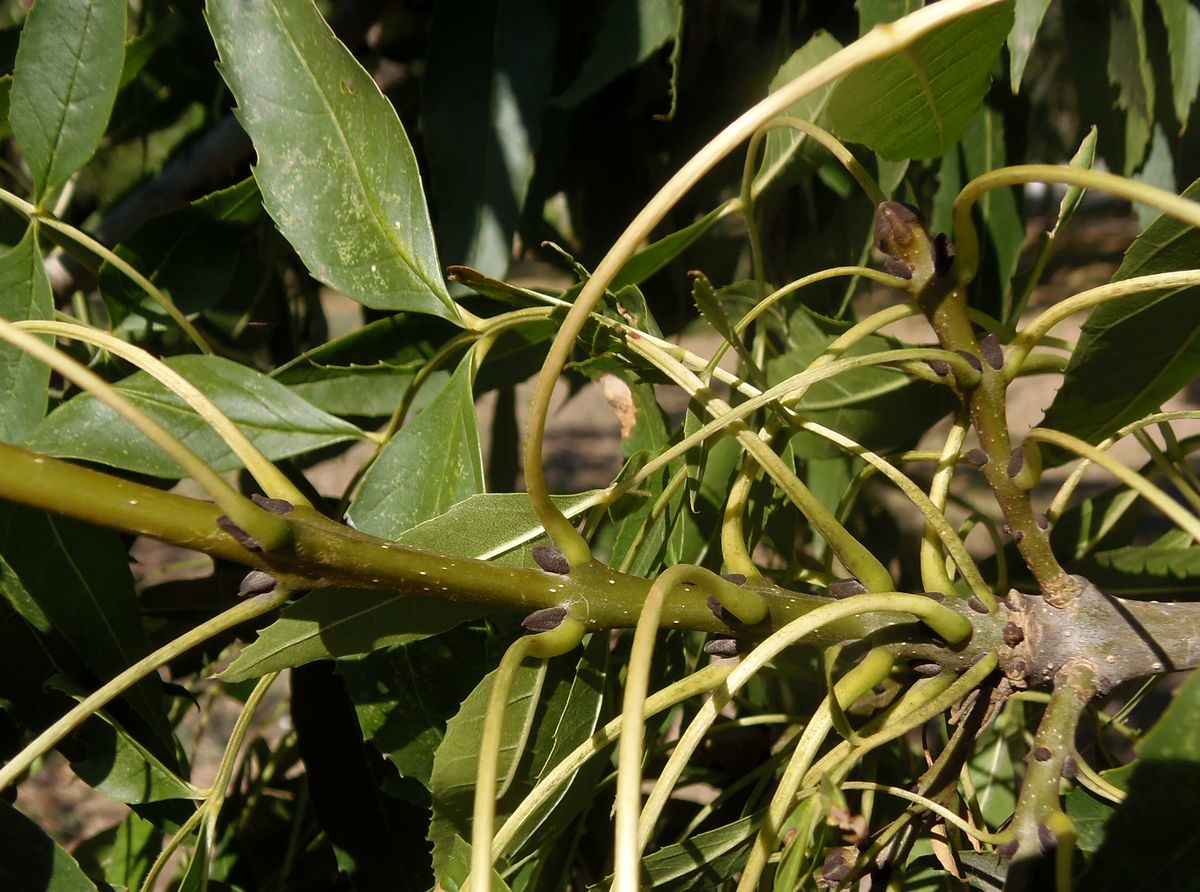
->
[[429, 659, 549, 875], [558, 0, 681, 107], [1081, 668, 1200, 889], [1007, 0, 1052, 91], [0, 800, 99, 892], [206, 0, 458, 320], [218, 590, 483, 683], [1157, 0, 1200, 127], [27, 354, 366, 477], [291, 661, 433, 891], [1039, 177, 1200, 458], [825, 1, 1014, 160], [753, 33, 843, 193], [1051, 125, 1098, 238], [346, 352, 485, 538], [1107, 0, 1155, 139], [856, 0, 924, 34], [9, 0, 126, 199], [273, 313, 458, 417], [0, 506, 175, 760], [0, 226, 53, 444], [423, 0, 557, 279]]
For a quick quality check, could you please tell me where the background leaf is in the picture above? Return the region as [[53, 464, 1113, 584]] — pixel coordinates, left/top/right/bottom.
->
[[206, 0, 458, 319], [423, 0, 557, 279], [27, 354, 366, 477], [9, 0, 125, 200], [1039, 177, 1200, 458], [0, 800, 99, 892], [1007, 0, 1052, 92], [825, 1, 1014, 160], [1080, 668, 1200, 889], [558, 0, 681, 107], [1157, 0, 1200, 128], [0, 226, 53, 444]]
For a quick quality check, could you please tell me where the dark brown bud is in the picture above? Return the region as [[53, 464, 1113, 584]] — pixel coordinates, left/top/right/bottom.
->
[[522, 606, 568, 632], [830, 578, 867, 600], [251, 494, 294, 515], [706, 596, 727, 621], [1063, 756, 1079, 779], [217, 516, 262, 551], [874, 201, 923, 255], [926, 359, 951, 376], [1035, 513, 1050, 531], [238, 570, 277, 597], [1003, 622, 1025, 647], [966, 448, 989, 468], [1033, 746, 1052, 762], [996, 840, 1019, 860], [933, 232, 955, 277], [912, 662, 942, 677], [703, 637, 741, 657], [882, 258, 913, 280], [920, 590, 946, 602], [820, 848, 855, 887], [956, 349, 983, 372], [980, 333, 1004, 370], [1002, 524, 1024, 542], [967, 595, 989, 614], [1007, 447, 1025, 479], [722, 573, 748, 586], [532, 545, 570, 575]]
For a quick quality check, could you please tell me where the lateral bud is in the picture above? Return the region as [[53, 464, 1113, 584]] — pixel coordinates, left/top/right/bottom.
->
[[522, 606, 568, 633], [932, 232, 955, 277], [1008, 441, 1042, 491], [829, 578, 867, 600], [703, 637, 741, 657], [251, 494, 294, 515], [217, 516, 262, 552], [966, 448, 989, 468], [238, 570, 277, 597], [980, 333, 1004, 370], [532, 545, 570, 575]]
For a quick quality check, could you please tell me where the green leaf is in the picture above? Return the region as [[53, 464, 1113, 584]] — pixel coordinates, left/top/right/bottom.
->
[[0, 505, 175, 760], [1157, 0, 1200, 127], [0, 226, 53, 443], [590, 814, 759, 890], [856, 0, 924, 34], [0, 800, 99, 892], [9, 0, 125, 200], [1007, 0, 1052, 91], [1039, 177, 1200, 458], [65, 696, 195, 804], [26, 354, 366, 477], [396, 492, 604, 567], [753, 33, 843, 193], [825, 2, 1014, 160], [346, 352, 485, 538], [219, 590, 482, 682], [1051, 126, 1098, 238], [558, 0, 681, 107], [423, 0, 557, 279], [1094, 544, 1200, 579], [1081, 669, 1200, 889], [498, 633, 608, 861], [206, 0, 457, 320], [430, 659, 549, 875], [765, 306, 954, 459], [610, 205, 725, 291], [435, 834, 514, 892], [343, 624, 492, 788]]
